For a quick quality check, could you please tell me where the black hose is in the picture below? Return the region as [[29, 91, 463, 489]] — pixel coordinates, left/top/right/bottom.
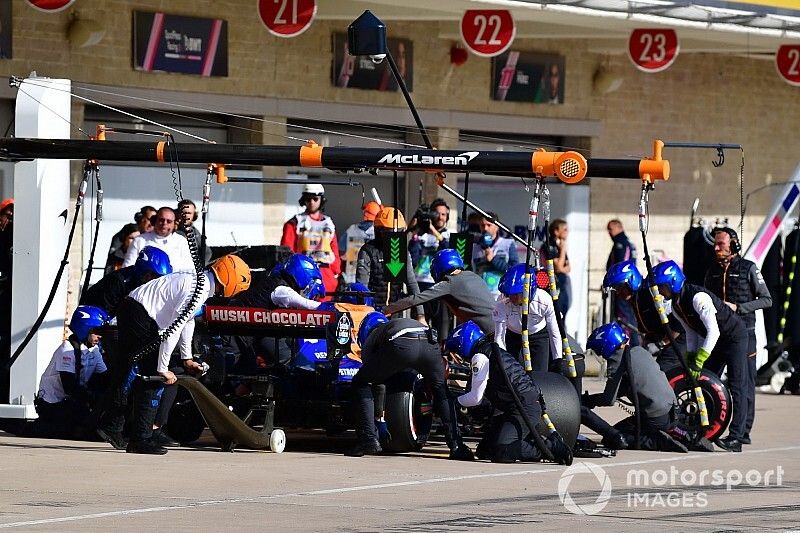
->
[[127, 138, 206, 366], [6, 166, 90, 370], [81, 162, 102, 297]]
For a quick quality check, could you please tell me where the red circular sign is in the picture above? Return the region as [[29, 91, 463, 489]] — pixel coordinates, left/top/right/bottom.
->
[[776, 45, 800, 87], [26, 0, 75, 11], [628, 29, 679, 73], [460, 10, 515, 58], [258, 0, 317, 38]]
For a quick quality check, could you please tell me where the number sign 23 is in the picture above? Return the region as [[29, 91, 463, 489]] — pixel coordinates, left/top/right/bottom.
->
[[628, 29, 679, 73]]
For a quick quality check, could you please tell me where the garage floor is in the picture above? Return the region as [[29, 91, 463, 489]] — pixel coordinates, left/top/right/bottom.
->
[[0, 385, 798, 532]]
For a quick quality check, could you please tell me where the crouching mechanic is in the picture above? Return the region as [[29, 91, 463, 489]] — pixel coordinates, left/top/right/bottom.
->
[[447, 321, 573, 464], [101, 254, 251, 454], [227, 253, 324, 368], [653, 260, 749, 452], [33, 306, 110, 439], [584, 322, 688, 452], [346, 311, 474, 460]]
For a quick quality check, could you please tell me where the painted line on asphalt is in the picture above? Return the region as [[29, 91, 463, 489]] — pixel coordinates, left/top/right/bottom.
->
[[1, 445, 798, 529]]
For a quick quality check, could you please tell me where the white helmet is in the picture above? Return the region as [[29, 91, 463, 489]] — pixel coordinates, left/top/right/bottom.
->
[[303, 183, 325, 196]]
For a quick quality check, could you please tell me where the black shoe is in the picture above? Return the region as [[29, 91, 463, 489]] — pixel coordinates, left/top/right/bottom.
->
[[602, 433, 629, 451], [657, 431, 689, 453], [475, 439, 492, 460], [449, 444, 475, 461], [126, 440, 168, 455], [715, 435, 742, 452], [152, 428, 180, 447], [345, 440, 382, 457], [97, 428, 128, 450], [740, 435, 752, 445], [690, 437, 716, 452], [547, 432, 574, 466]]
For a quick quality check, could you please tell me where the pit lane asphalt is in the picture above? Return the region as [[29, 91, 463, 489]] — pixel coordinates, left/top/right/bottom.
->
[[1, 383, 798, 532]]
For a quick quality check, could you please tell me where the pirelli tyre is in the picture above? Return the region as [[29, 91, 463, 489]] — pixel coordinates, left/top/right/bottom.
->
[[167, 397, 206, 445], [532, 371, 581, 448], [383, 374, 433, 453], [666, 367, 732, 441]]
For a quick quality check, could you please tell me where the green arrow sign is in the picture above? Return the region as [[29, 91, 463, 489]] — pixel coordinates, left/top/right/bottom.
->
[[449, 232, 474, 269], [382, 231, 407, 281]]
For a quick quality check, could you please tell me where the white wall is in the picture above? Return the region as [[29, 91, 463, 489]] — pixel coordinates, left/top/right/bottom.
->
[[456, 178, 589, 345]]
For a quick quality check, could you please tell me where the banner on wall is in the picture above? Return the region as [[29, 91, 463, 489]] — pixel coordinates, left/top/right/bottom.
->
[[133, 11, 228, 77], [491, 50, 565, 104], [332, 32, 413, 92], [0, 0, 11, 59]]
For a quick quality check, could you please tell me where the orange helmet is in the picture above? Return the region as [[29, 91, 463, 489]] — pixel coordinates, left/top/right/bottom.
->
[[363, 201, 381, 222], [374, 207, 406, 230], [210, 255, 252, 298]]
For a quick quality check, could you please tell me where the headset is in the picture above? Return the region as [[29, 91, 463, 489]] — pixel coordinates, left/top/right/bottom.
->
[[429, 198, 450, 224], [713, 226, 741, 255]]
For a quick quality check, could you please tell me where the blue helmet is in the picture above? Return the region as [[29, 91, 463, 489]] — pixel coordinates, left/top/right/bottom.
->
[[69, 305, 110, 344], [316, 301, 337, 312], [270, 261, 285, 277], [444, 320, 486, 359], [431, 249, 465, 282], [341, 282, 374, 307], [283, 254, 324, 299], [652, 260, 686, 294], [603, 260, 642, 292], [587, 322, 628, 359], [134, 246, 173, 278], [357, 311, 388, 346], [498, 263, 532, 296]]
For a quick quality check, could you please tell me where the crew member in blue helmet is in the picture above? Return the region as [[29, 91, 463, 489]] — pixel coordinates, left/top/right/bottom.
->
[[493, 264, 561, 373], [31, 306, 110, 438], [383, 249, 496, 335], [346, 311, 474, 460], [446, 321, 572, 464], [225, 253, 325, 369], [340, 282, 375, 307], [652, 260, 748, 452], [584, 322, 688, 452], [82, 246, 175, 449], [81, 246, 173, 318], [603, 260, 686, 372]]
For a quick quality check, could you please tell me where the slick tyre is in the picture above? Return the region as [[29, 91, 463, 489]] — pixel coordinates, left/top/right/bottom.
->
[[666, 367, 732, 442], [383, 380, 433, 453]]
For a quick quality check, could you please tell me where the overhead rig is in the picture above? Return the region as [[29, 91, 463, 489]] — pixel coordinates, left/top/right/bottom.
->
[[0, 138, 670, 184]]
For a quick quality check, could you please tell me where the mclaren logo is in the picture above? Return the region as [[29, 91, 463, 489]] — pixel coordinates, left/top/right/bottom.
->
[[377, 151, 479, 166]]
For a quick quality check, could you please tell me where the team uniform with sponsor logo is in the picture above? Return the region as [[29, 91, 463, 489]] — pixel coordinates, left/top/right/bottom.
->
[[704, 254, 771, 443], [34, 340, 107, 438], [349, 318, 471, 459], [281, 212, 341, 294], [455, 334, 570, 464], [383, 270, 496, 334], [583, 344, 684, 452], [493, 290, 561, 373], [99, 272, 214, 450]]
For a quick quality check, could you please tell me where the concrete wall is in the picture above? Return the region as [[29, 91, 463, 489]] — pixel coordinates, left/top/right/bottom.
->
[[3, 0, 798, 336]]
